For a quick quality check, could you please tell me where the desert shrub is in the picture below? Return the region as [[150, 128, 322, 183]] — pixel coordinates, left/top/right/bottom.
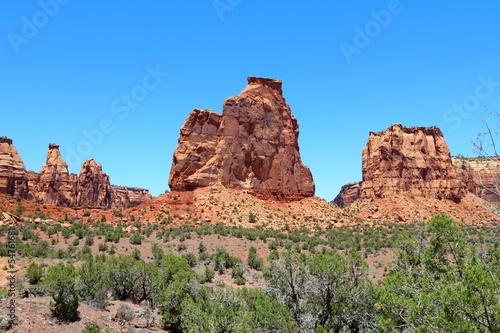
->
[[116, 303, 134, 322], [200, 266, 215, 283], [177, 243, 187, 252], [249, 212, 257, 223], [267, 249, 280, 261], [43, 263, 79, 321], [131, 248, 141, 260], [21, 228, 34, 241], [247, 246, 264, 270], [232, 266, 246, 285], [182, 253, 197, 267], [129, 233, 142, 245], [85, 234, 94, 246], [83, 210, 91, 217], [152, 243, 165, 262], [82, 322, 101, 333], [77, 256, 109, 309], [26, 262, 44, 285]]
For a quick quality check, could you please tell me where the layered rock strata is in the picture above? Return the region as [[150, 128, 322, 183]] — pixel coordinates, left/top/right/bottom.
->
[[169, 77, 315, 201], [361, 124, 467, 202], [0, 139, 151, 208]]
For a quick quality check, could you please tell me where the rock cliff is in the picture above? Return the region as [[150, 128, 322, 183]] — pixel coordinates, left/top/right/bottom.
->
[[169, 77, 315, 201], [332, 182, 361, 207], [454, 157, 500, 203], [361, 124, 467, 201], [77, 159, 113, 207], [0, 138, 29, 198], [111, 185, 153, 208], [0, 139, 151, 208]]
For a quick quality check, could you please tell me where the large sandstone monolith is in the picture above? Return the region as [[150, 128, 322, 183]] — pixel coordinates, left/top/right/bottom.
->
[[361, 124, 467, 202], [169, 77, 315, 201]]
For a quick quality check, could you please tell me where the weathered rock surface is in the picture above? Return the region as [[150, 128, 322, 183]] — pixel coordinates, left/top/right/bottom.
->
[[0, 139, 151, 208], [28, 144, 78, 206], [0, 138, 29, 197], [361, 124, 467, 201], [169, 77, 315, 201], [454, 157, 500, 203], [111, 185, 152, 208], [332, 182, 361, 207], [77, 159, 113, 207]]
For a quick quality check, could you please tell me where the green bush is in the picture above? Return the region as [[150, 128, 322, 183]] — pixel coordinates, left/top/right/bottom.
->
[[116, 303, 134, 322], [82, 322, 101, 333], [43, 263, 79, 321], [26, 262, 44, 284], [129, 233, 142, 245], [131, 248, 141, 260], [248, 212, 257, 224], [247, 246, 264, 270]]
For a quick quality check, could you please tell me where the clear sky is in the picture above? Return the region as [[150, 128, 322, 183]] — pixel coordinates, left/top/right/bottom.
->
[[1, 1, 500, 200]]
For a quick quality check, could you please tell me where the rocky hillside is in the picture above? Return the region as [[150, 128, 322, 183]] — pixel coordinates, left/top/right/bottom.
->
[[169, 77, 315, 201], [0, 139, 150, 208]]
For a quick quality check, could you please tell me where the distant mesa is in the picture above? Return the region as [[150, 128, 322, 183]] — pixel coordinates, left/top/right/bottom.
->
[[168, 76, 315, 201], [0, 139, 151, 208], [333, 124, 469, 207]]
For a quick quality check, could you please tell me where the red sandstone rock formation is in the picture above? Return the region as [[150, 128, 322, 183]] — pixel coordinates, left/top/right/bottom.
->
[[332, 182, 361, 207], [361, 124, 467, 201], [0, 139, 151, 208], [0, 138, 29, 198], [168, 77, 315, 201], [454, 157, 500, 203], [111, 185, 153, 208], [77, 159, 113, 207], [28, 144, 78, 206]]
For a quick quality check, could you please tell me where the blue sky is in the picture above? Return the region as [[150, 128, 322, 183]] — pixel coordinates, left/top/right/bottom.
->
[[1, 1, 499, 200]]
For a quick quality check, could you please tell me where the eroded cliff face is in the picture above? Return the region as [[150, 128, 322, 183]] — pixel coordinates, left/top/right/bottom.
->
[[361, 124, 467, 202], [0, 140, 151, 208], [77, 159, 113, 208], [169, 77, 315, 201], [0, 138, 29, 198], [332, 182, 361, 207], [28, 144, 78, 206], [111, 186, 153, 208], [454, 157, 500, 203]]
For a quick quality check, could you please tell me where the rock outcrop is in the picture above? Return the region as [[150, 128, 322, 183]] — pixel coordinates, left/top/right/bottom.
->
[[111, 186, 153, 208], [169, 77, 315, 201], [454, 157, 500, 203], [332, 182, 361, 207], [361, 124, 467, 202], [0, 138, 29, 198], [28, 144, 78, 206], [0, 139, 151, 208], [77, 159, 113, 207]]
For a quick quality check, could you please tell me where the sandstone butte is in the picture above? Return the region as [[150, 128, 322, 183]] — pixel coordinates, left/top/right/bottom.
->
[[0, 139, 151, 208], [453, 156, 500, 204], [334, 124, 473, 207], [168, 77, 315, 201]]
